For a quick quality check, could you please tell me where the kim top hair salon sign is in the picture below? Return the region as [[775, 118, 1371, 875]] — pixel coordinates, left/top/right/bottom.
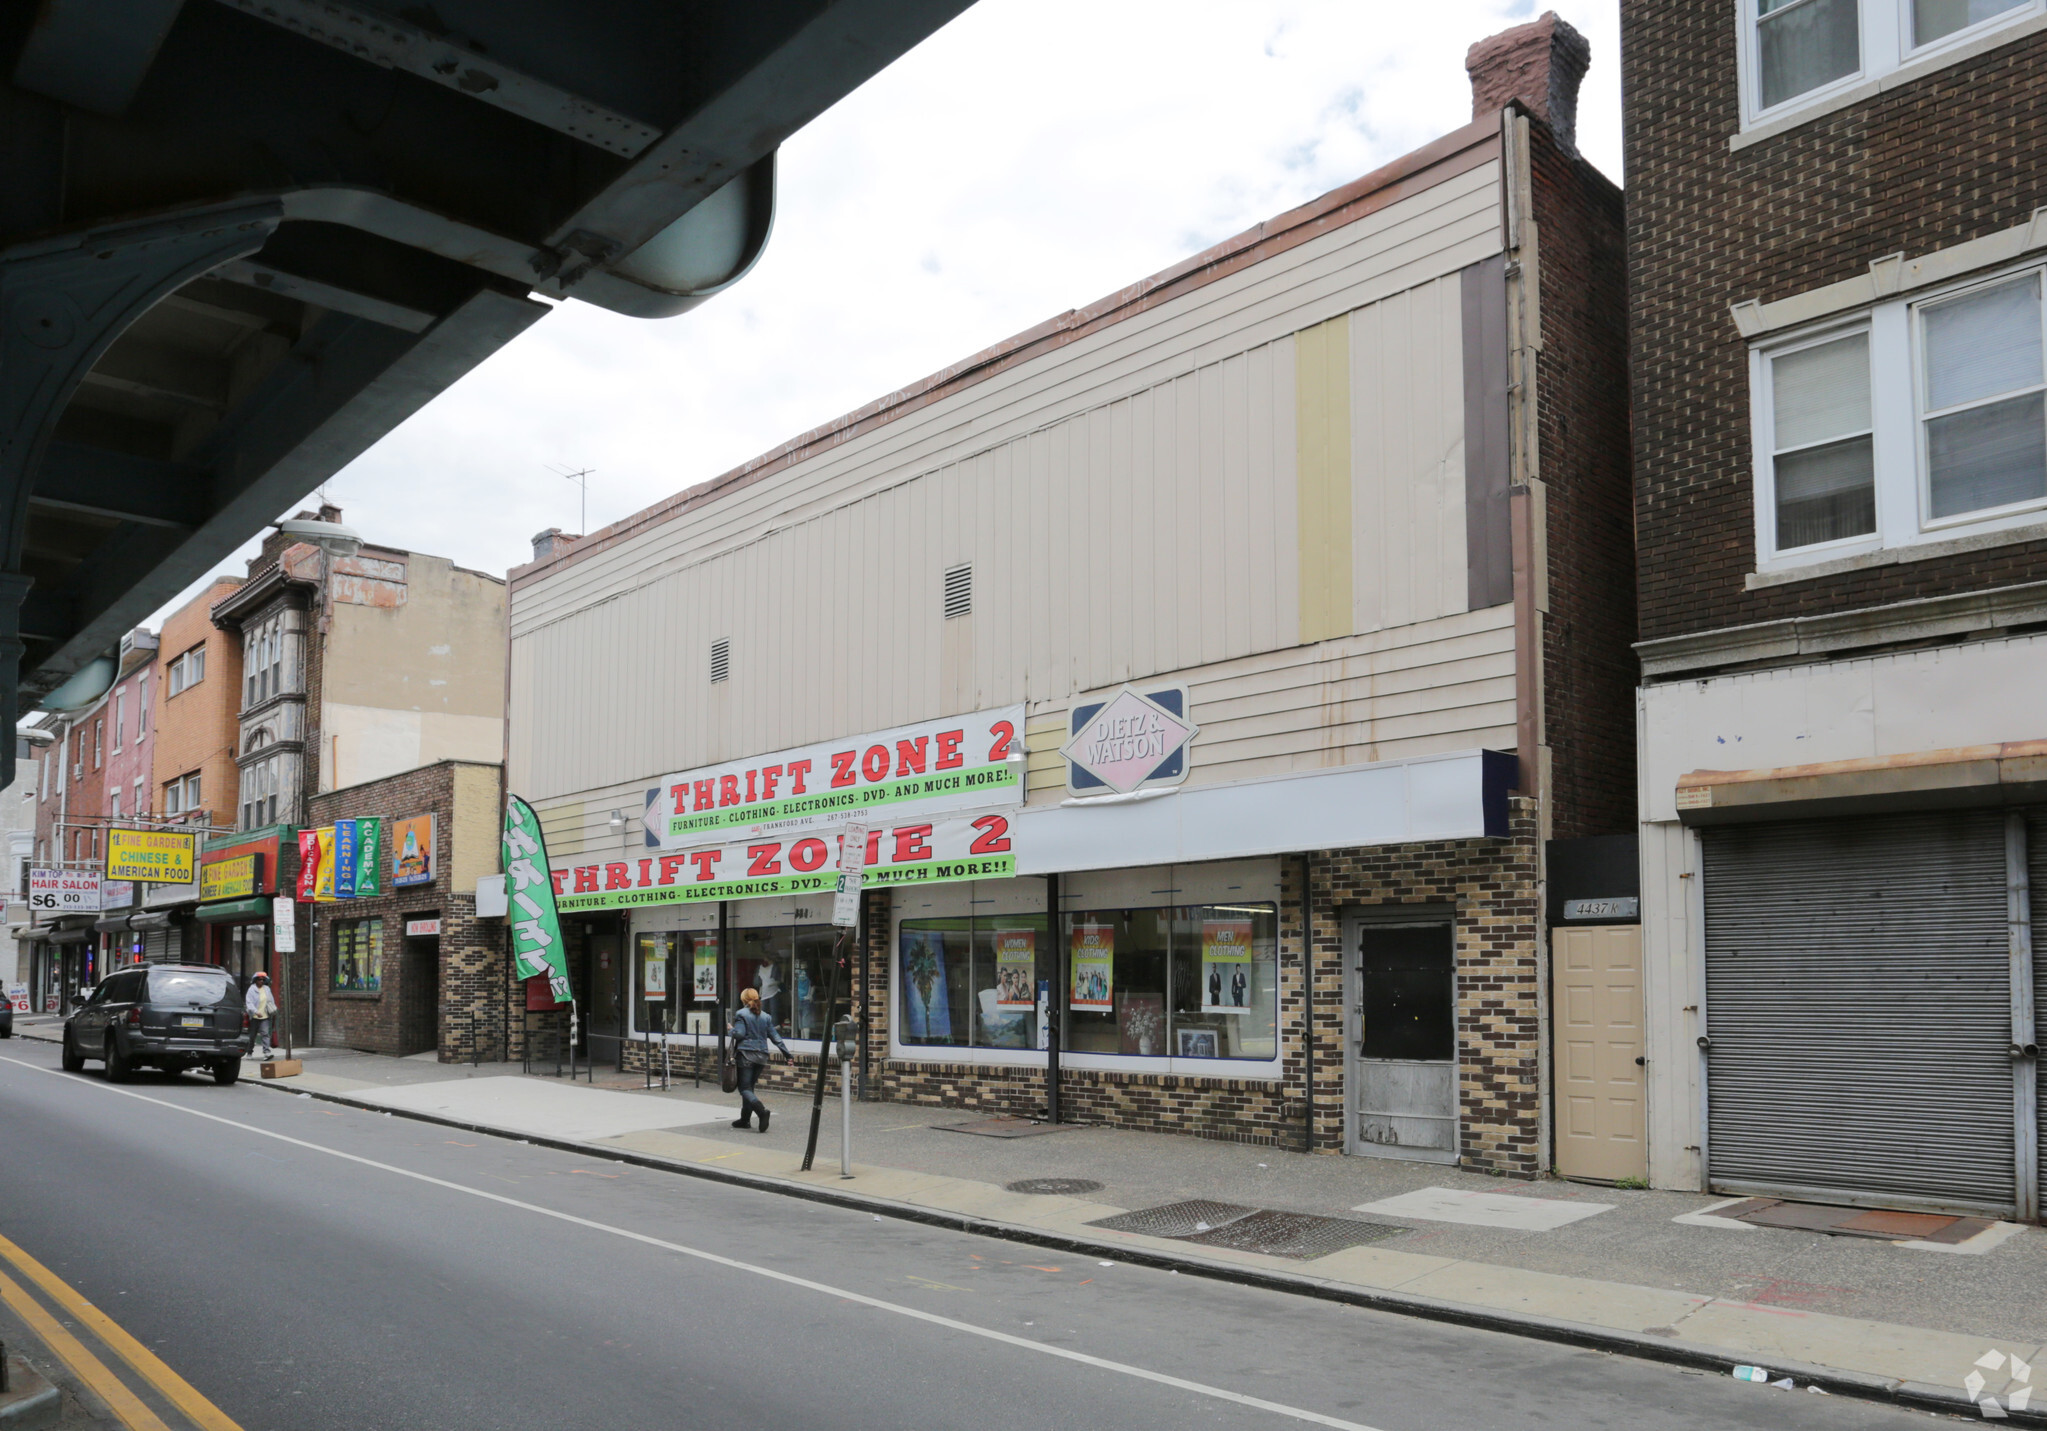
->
[[642, 705, 1024, 847]]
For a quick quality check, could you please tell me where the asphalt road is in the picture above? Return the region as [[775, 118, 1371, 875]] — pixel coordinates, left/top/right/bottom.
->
[[0, 1042, 1962, 1431]]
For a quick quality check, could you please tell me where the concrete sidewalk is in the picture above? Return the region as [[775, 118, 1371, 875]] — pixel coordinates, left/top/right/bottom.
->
[[18, 1022, 2046, 1420]]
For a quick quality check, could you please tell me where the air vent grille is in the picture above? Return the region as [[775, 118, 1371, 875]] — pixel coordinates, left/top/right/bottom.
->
[[709, 638, 730, 684], [942, 563, 972, 620]]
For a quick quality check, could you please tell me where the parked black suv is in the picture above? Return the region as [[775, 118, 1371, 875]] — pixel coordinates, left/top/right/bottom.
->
[[62, 965, 249, 1084]]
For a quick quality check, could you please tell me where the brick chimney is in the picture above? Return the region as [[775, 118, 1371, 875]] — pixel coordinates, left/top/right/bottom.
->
[[1466, 11, 1591, 157], [531, 528, 581, 563]]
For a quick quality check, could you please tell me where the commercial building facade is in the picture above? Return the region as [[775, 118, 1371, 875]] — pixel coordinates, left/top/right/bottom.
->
[[1624, 0, 2047, 1216], [507, 20, 1634, 1170]]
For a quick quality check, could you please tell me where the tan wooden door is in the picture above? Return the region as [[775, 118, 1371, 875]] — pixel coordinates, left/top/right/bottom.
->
[[1554, 925, 1646, 1183]]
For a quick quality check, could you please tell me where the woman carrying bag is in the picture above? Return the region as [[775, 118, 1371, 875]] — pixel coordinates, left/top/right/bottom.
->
[[728, 987, 792, 1131]]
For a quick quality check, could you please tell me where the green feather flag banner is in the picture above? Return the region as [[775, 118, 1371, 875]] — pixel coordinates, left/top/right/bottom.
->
[[503, 795, 570, 1005]]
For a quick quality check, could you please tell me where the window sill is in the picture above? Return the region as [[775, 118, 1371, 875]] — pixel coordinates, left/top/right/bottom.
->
[[1747, 519, 2047, 588], [1731, 11, 2047, 151], [328, 990, 383, 1001], [887, 1044, 1283, 1080]]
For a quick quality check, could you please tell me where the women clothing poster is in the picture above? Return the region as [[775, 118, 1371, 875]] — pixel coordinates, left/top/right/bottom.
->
[[994, 929, 1035, 1008], [692, 938, 718, 1000], [1201, 918, 1254, 1013], [1069, 925, 1113, 1011]]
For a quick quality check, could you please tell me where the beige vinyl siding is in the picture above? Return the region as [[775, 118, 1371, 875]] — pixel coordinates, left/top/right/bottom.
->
[[512, 160, 1503, 637], [511, 160, 1506, 812], [531, 604, 1513, 860]]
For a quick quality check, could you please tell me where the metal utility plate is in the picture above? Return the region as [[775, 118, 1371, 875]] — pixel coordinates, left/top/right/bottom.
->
[[1006, 1178, 1105, 1195], [1713, 1197, 1991, 1243], [1089, 1199, 1405, 1260], [934, 1116, 1071, 1139]]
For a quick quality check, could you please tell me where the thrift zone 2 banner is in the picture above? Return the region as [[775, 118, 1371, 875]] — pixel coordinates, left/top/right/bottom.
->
[[644, 706, 1024, 846], [554, 811, 1017, 912]]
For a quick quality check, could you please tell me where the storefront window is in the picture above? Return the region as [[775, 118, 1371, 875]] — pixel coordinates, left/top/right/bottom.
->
[[634, 932, 677, 1036], [1061, 903, 1277, 1061], [735, 923, 844, 1042], [332, 918, 383, 992], [899, 914, 1048, 1051]]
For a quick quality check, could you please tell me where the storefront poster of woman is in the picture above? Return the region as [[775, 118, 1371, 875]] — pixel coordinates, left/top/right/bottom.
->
[[902, 929, 952, 1038], [1070, 925, 1113, 1011]]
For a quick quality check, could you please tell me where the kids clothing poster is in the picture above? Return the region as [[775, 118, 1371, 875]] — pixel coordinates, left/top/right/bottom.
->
[[1069, 924, 1113, 1011]]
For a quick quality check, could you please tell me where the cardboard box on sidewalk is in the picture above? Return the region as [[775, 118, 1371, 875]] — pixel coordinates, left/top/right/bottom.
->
[[260, 1059, 302, 1079]]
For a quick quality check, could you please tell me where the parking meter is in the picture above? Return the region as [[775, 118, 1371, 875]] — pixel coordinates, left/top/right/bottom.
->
[[833, 1017, 856, 1063]]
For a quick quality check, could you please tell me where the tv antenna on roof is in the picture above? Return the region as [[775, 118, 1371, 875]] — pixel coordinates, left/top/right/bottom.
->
[[546, 463, 595, 534]]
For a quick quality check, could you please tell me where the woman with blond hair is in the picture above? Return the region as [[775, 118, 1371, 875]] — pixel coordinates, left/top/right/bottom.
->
[[729, 987, 792, 1131]]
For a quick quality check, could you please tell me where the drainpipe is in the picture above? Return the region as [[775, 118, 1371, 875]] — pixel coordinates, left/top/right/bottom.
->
[[1300, 851, 1315, 1155], [1046, 871, 1062, 1124]]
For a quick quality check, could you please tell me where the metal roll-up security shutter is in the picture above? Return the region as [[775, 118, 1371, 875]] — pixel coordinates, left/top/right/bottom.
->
[[1702, 810, 2014, 1215], [142, 927, 169, 963], [2027, 809, 2047, 1205]]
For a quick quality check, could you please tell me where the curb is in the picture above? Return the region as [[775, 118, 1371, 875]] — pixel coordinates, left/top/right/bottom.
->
[[246, 1076, 2028, 1425]]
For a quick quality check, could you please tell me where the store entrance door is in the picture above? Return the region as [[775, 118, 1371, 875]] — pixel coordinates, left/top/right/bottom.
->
[[399, 937, 439, 1057], [1345, 915, 1458, 1163], [1553, 924, 1647, 1183]]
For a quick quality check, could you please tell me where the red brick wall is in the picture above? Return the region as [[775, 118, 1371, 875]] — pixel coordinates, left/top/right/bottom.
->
[[1623, 6, 2047, 641], [1530, 119, 1637, 838]]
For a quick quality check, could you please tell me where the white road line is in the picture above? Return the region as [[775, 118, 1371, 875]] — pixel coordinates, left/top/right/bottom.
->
[[0, 1057, 1386, 1431]]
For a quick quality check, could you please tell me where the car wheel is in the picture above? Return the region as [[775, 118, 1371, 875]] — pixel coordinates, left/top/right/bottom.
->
[[60, 1033, 83, 1072], [104, 1036, 132, 1083], [211, 1059, 240, 1087]]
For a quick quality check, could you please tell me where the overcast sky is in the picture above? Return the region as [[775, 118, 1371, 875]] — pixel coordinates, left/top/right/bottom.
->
[[169, 0, 1620, 614]]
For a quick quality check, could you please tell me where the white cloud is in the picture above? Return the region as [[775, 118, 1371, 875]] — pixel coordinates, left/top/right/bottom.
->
[[162, 0, 1619, 611]]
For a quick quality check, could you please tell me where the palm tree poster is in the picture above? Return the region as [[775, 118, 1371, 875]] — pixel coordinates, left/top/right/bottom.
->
[[902, 930, 952, 1039]]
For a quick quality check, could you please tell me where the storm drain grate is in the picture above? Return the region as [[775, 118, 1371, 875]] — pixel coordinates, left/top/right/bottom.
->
[[1088, 1200, 1404, 1259], [1182, 1210, 1403, 1259], [1005, 1177, 1105, 1196]]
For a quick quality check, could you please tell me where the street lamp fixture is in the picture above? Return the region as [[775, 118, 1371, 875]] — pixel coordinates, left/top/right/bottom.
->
[[275, 516, 363, 558]]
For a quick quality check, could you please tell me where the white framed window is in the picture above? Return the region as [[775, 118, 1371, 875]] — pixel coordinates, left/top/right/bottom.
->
[[167, 644, 205, 696], [1753, 260, 2047, 570], [109, 790, 121, 822], [132, 778, 143, 816], [1739, 0, 2042, 130], [113, 687, 124, 752], [136, 672, 148, 739], [163, 771, 201, 818]]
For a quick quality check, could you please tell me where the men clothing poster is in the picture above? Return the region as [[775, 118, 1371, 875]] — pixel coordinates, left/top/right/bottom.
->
[[994, 929, 1035, 1008], [691, 938, 718, 1000], [1200, 918, 1254, 1013], [1069, 925, 1113, 1011]]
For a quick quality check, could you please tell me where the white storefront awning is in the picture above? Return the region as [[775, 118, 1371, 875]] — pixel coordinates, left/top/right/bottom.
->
[[1015, 748, 1517, 877]]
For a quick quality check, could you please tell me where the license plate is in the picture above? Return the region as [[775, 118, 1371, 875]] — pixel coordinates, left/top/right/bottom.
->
[[178, 1016, 205, 1028]]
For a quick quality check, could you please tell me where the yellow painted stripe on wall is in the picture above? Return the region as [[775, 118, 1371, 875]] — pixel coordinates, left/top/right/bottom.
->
[[1294, 314, 1353, 645]]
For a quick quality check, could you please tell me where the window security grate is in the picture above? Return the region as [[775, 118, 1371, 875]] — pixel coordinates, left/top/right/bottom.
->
[[942, 562, 972, 620]]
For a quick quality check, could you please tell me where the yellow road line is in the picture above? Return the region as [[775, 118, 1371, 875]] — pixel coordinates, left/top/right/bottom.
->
[[0, 1262, 171, 1431], [0, 1231, 241, 1431]]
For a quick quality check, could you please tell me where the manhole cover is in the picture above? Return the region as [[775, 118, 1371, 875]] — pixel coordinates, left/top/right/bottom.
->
[[1089, 1200, 1404, 1259], [1005, 1177, 1104, 1196]]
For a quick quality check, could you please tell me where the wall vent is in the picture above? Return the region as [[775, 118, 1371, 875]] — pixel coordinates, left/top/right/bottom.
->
[[709, 637, 730, 684], [942, 562, 972, 620]]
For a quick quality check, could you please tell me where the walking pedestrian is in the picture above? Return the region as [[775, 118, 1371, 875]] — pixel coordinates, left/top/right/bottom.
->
[[729, 987, 791, 1131], [246, 971, 277, 1061]]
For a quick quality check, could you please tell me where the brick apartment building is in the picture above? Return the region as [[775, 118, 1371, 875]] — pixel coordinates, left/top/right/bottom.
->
[[208, 508, 510, 1053], [1624, 0, 2047, 1218], [503, 17, 1633, 1172]]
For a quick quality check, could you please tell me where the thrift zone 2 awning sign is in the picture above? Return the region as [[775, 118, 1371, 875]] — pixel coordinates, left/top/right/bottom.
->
[[555, 811, 1016, 912], [643, 705, 1024, 846]]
